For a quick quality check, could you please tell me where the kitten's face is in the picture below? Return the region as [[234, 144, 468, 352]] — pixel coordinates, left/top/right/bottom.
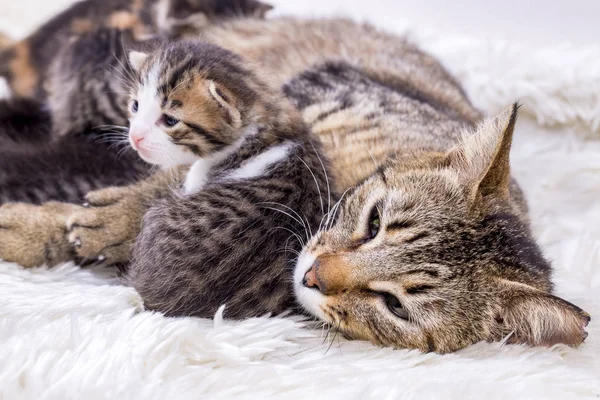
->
[[127, 43, 251, 167], [294, 106, 591, 353]]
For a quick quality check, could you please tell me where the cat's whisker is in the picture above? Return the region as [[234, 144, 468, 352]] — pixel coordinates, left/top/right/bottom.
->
[[260, 205, 310, 243], [259, 202, 311, 242], [310, 141, 331, 224], [325, 321, 342, 354], [324, 187, 351, 230], [267, 226, 304, 248], [296, 155, 324, 218]]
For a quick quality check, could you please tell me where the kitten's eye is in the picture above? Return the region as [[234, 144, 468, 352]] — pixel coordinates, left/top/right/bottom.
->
[[162, 114, 179, 127], [366, 207, 380, 240], [131, 100, 139, 113], [383, 293, 409, 320]]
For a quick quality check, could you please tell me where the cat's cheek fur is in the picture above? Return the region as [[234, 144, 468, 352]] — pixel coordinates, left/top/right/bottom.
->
[[131, 127, 199, 167]]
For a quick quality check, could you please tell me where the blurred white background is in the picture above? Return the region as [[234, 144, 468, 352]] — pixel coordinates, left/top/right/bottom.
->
[[1, 0, 599, 46]]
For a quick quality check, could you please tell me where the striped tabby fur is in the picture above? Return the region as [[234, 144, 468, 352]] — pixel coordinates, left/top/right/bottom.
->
[[0, 17, 590, 352]]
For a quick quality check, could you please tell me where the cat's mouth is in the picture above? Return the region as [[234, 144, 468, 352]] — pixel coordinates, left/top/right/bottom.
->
[[130, 143, 160, 165], [135, 148, 157, 164]]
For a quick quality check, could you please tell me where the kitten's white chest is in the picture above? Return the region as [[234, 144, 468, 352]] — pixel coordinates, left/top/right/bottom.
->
[[183, 159, 213, 195]]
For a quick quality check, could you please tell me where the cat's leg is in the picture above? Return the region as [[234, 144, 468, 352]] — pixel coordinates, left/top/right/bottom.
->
[[66, 165, 189, 264], [0, 202, 82, 267], [0, 166, 187, 267]]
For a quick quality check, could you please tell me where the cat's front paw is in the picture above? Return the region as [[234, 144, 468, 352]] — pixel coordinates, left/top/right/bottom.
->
[[66, 186, 147, 264], [0, 202, 81, 267]]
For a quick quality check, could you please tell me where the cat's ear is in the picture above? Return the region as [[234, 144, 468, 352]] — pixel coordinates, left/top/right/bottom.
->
[[207, 80, 242, 129], [498, 282, 591, 347], [445, 103, 519, 202], [128, 51, 149, 73]]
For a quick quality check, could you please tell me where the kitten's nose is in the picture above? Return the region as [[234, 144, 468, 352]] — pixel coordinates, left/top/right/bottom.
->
[[130, 134, 144, 147], [303, 260, 322, 291]]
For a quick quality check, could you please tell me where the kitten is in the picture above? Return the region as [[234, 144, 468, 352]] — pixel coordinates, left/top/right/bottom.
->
[[0, 0, 272, 99], [67, 41, 330, 318]]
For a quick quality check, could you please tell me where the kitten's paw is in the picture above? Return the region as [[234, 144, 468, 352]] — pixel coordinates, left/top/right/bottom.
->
[[0, 202, 80, 267], [66, 187, 146, 264]]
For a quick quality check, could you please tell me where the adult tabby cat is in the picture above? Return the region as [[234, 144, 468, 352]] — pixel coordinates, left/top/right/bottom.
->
[[0, 18, 589, 352]]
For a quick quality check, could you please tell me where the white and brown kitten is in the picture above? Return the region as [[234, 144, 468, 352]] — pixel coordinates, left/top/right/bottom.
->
[[79, 41, 330, 318]]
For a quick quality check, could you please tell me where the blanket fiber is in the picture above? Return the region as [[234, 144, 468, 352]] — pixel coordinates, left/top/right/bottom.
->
[[0, 1, 599, 399]]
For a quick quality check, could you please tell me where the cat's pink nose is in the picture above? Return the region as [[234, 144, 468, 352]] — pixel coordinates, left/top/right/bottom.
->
[[130, 134, 144, 147], [302, 261, 322, 291]]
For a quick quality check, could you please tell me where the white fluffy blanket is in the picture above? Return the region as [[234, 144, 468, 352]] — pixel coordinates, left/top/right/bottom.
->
[[0, 2, 599, 399]]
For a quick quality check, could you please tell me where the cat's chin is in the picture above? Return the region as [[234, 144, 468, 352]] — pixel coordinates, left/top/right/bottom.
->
[[293, 249, 328, 321], [133, 147, 160, 165]]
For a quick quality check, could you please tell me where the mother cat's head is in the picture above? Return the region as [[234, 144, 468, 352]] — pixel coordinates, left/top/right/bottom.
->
[[294, 104, 590, 353]]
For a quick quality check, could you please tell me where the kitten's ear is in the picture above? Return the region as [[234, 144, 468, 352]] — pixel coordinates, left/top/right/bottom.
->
[[499, 282, 591, 347], [445, 103, 519, 202], [128, 51, 149, 73], [207, 80, 242, 129]]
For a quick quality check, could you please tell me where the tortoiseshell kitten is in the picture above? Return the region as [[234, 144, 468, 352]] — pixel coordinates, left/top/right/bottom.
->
[[0, 0, 272, 99]]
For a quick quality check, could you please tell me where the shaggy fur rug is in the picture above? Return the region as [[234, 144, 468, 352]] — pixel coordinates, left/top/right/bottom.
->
[[0, 2, 599, 399]]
